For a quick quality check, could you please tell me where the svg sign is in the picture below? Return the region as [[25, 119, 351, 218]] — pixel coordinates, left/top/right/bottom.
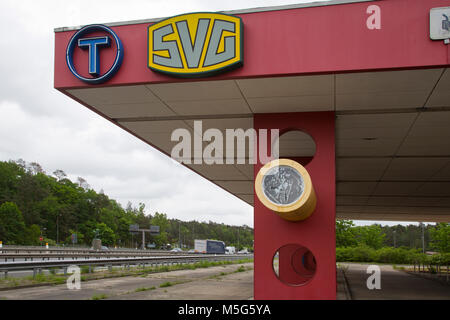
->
[[148, 13, 243, 77]]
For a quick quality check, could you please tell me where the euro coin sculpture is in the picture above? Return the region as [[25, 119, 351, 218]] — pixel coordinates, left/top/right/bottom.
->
[[255, 159, 316, 221]]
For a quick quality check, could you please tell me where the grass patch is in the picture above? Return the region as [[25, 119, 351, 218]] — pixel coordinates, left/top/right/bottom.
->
[[135, 286, 156, 292], [159, 281, 173, 288], [80, 266, 90, 274], [48, 267, 58, 275], [236, 266, 246, 272], [91, 293, 108, 300]]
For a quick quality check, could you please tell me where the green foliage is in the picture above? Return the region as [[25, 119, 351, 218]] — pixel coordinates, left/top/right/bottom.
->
[[25, 224, 41, 245], [0, 202, 26, 244], [336, 246, 377, 262], [94, 222, 115, 245], [336, 220, 357, 247], [0, 159, 254, 248], [354, 225, 386, 249], [376, 247, 415, 264], [150, 212, 169, 248], [159, 281, 173, 288], [91, 294, 108, 300], [429, 223, 450, 253], [336, 246, 450, 265], [236, 265, 246, 272], [335, 220, 443, 252], [135, 286, 155, 292]]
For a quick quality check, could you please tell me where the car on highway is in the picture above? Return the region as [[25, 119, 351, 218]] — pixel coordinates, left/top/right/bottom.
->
[[170, 248, 183, 252], [90, 246, 109, 251]]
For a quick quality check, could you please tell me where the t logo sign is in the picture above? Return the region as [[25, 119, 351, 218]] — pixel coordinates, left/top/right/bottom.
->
[[66, 24, 124, 84], [78, 36, 111, 76], [148, 13, 243, 78]]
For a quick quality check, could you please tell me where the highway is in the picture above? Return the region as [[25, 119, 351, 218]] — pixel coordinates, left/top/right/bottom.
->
[[0, 246, 252, 278]]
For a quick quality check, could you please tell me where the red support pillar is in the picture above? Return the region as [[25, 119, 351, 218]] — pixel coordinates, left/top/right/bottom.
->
[[253, 111, 336, 300]]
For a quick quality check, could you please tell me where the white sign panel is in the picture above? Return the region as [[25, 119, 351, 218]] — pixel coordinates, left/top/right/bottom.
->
[[430, 7, 450, 40]]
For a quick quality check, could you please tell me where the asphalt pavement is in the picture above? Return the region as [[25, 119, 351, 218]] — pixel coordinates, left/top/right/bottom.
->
[[340, 263, 450, 300]]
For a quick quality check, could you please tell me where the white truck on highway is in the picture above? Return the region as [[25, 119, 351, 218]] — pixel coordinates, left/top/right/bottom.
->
[[225, 246, 236, 254]]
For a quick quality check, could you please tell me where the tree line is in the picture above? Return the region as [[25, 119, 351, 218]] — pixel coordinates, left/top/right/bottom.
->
[[335, 220, 450, 264], [0, 159, 253, 250], [336, 220, 449, 253]]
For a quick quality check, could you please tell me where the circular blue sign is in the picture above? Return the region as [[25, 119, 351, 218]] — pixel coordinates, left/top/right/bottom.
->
[[66, 24, 124, 84]]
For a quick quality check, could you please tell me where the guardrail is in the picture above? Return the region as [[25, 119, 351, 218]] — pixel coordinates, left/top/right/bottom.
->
[[0, 251, 189, 262], [0, 254, 253, 278], [0, 246, 175, 254]]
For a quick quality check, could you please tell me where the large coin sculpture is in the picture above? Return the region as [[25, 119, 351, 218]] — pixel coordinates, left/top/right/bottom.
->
[[255, 159, 316, 221]]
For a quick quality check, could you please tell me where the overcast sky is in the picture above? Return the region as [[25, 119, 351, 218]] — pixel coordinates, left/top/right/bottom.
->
[[0, 0, 421, 228]]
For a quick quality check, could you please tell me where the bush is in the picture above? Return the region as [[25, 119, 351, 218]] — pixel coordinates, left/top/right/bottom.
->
[[377, 247, 413, 264], [336, 246, 377, 262], [336, 246, 448, 265]]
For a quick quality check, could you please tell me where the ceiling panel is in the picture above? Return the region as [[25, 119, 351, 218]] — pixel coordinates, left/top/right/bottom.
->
[[415, 182, 450, 197], [336, 113, 416, 156], [336, 113, 417, 128], [236, 194, 254, 205], [336, 91, 429, 110], [185, 117, 252, 131], [187, 164, 249, 181], [372, 182, 422, 196], [336, 69, 442, 94], [366, 196, 448, 207], [68, 85, 160, 105], [426, 68, 450, 108], [336, 196, 369, 206], [337, 158, 390, 181], [236, 74, 333, 98], [235, 164, 254, 180], [337, 182, 377, 196], [119, 120, 191, 155], [433, 162, 450, 181], [95, 102, 175, 118], [120, 120, 190, 134], [398, 112, 450, 156], [148, 80, 242, 102], [214, 180, 254, 195], [381, 157, 449, 181], [336, 138, 401, 157], [246, 96, 333, 113], [336, 69, 442, 111], [166, 99, 250, 116]]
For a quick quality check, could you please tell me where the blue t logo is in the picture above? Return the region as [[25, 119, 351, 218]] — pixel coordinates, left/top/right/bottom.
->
[[78, 36, 111, 76]]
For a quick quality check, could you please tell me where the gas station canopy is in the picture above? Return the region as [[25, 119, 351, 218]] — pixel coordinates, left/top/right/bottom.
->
[[54, 0, 450, 222]]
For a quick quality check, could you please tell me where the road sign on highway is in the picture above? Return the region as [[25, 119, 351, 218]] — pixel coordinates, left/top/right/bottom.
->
[[129, 224, 139, 232], [150, 226, 160, 235]]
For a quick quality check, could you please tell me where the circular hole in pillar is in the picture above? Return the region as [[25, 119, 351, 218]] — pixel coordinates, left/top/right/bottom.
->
[[273, 130, 316, 166], [273, 243, 317, 286]]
